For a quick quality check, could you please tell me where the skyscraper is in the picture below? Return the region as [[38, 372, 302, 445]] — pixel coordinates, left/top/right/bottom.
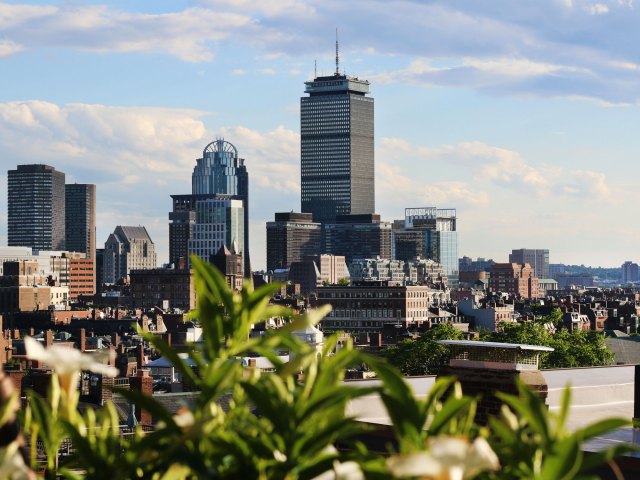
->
[[190, 139, 250, 276], [300, 51, 374, 224], [65, 184, 96, 260], [7, 164, 65, 250]]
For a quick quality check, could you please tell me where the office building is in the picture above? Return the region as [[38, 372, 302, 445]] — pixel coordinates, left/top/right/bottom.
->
[[188, 197, 244, 269], [394, 208, 459, 288], [103, 226, 157, 284], [192, 139, 250, 276], [317, 284, 450, 333], [169, 194, 217, 268], [300, 57, 374, 224], [266, 212, 322, 271], [7, 164, 65, 250], [323, 214, 392, 264], [621, 261, 639, 284], [489, 263, 539, 299], [65, 184, 96, 261], [508, 249, 549, 279]]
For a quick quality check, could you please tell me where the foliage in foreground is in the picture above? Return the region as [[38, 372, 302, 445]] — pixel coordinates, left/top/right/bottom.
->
[[0, 256, 634, 479]]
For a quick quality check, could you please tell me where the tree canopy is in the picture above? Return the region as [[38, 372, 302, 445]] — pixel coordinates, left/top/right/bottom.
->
[[386, 321, 614, 375]]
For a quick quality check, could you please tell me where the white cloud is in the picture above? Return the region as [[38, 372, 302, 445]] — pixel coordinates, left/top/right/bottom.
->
[[379, 137, 613, 203], [586, 3, 610, 14], [219, 125, 300, 194], [257, 68, 276, 75], [2, 1, 640, 101], [0, 4, 256, 62], [0, 39, 23, 57], [231, 68, 246, 75], [0, 100, 303, 266]]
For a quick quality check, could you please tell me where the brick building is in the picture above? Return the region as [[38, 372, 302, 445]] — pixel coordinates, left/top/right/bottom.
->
[[69, 258, 95, 299], [489, 263, 539, 299], [130, 268, 195, 311]]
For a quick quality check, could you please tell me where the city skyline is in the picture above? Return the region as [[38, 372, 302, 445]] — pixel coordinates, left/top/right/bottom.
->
[[1, 1, 639, 269]]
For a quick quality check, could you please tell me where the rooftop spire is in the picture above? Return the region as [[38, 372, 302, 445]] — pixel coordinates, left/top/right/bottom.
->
[[335, 28, 339, 76]]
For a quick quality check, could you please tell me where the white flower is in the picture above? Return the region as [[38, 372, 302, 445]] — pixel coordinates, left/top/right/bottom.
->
[[173, 408, 195, 429], [24, 336, 118, 394], [0, 441, 32, 480], [386, 436, 499, 480], [312, 461, 364, 480]]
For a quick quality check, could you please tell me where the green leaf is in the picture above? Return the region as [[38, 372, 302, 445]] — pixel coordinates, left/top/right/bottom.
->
[[576, 417, 630, 441], [540, 436, 581, 480]]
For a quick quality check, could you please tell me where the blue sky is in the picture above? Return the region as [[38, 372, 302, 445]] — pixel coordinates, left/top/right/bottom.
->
[[1, 0, 639, 269]]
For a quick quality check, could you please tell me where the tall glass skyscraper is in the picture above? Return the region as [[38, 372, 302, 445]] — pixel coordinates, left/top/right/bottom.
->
[[8, 164, 66, 250], [190, 139, 250, 275], [301, 71, 374, 224]]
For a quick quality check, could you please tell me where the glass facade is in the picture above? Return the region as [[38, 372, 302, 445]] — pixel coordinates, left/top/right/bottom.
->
[[301, 74, 374, 224], [394, 208, 459, 288], [188, 198, 244, 265], [190, 139, 250, 275]]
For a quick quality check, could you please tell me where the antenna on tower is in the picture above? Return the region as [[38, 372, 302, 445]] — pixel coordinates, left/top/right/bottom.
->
[[335, 28, 339, 75], [314, 59, 317, 78]]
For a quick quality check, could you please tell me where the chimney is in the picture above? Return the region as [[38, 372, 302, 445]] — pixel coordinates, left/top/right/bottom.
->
[[12, 330, 20, 340], [136, 344, 145, 368], [111, 333, 119, 348], [45, 330, 53, 347], [4, 364, 24, 399], [129, 369, 153, 425], [79, 328, 86, 352]]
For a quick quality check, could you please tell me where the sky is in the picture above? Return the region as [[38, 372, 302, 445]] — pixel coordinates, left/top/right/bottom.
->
[[0, 0, 639, 270]]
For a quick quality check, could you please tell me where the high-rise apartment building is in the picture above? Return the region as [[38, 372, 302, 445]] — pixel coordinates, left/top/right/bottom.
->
[[301, 65, 374, 224], [7, 164, 66, 250], [192, 139, 250, 275], [266, 212, 322, 271], [508, 249, 549, 279], [65, 183, 96, 260], [394, 208, 459, 288]]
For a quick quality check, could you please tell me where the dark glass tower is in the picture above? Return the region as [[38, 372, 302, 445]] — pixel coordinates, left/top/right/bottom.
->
[[301, 70, 374, 224], [190, 139, 250, 276], [8, 164, 66, 250], [65, 183, 96, 260]]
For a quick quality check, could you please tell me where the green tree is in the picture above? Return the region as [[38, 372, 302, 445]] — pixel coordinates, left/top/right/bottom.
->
[[490, 322, 613, 369], [385, 323, 464, 376]]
